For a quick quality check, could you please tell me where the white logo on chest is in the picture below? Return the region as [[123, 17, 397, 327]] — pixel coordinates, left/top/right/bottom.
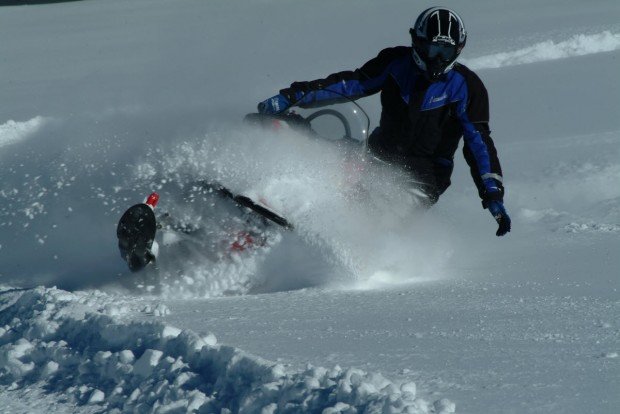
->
[[430, 93, 448, 103]]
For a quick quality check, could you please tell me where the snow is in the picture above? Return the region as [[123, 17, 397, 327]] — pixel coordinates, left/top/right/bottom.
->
[[462, 31, 620, 69], [0, 287, 442, 413], [0, 117, 48, 149], [1, 0, 619, 413]]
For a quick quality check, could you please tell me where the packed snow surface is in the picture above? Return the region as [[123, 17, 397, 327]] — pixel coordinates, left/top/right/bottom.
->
[[1, 0, 619, 413]]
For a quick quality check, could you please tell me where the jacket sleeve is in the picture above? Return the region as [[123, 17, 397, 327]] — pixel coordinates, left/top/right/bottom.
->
[[462, 123, 505, 205], [279, 47, 405, 108], [457, 69, 505, 205]]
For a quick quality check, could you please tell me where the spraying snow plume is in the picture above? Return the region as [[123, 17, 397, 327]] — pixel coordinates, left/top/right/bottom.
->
[[128, 124, 453, 297], [0, 111, 450, 296]]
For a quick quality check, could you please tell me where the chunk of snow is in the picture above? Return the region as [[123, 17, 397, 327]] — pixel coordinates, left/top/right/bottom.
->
[[433, 398, 456, 413], [87, 389, 105, 404], [133, 349, 163, 378], [118, 350, 135, 364], [260, 403, 278, 414], [40, 361, 59, 378], [162, 325, 182, 338], [400, 381, 416, 398]]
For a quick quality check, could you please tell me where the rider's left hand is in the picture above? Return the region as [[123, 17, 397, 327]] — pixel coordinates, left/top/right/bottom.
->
[[487, 200, 511, 237]]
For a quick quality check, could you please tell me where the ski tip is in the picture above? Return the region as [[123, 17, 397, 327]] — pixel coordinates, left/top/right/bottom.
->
[[145, 192, 160, 209]]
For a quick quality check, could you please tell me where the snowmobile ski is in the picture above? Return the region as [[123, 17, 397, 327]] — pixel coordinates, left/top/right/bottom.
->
[[199, 181, 294, 230], [117, 193, 159, 272]]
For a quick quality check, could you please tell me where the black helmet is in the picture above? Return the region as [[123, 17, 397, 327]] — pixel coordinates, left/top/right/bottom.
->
[[410, 7, 467, 81]]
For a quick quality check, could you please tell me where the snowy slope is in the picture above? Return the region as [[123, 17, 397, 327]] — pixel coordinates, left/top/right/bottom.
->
[[1, 0, 619, 413]]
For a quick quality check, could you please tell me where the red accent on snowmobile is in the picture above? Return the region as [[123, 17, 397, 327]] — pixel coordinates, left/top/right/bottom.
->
[[146, 192, 159, 209], [230, 231, 256, 252]]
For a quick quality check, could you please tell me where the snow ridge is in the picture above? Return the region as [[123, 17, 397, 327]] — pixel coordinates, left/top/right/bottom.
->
[[0, 287, 448, 413], [463, 31, 620, 69], [0, 117, 48, 149]]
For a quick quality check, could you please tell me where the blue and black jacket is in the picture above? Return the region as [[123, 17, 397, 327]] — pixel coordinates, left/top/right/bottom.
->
[[280, 46, 504, 205]]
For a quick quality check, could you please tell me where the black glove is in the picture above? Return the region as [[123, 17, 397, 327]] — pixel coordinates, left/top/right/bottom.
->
[[487, 200, 511, 236]]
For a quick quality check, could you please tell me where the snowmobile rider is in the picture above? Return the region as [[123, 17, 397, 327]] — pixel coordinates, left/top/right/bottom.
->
[[257, 7, 511, 237]]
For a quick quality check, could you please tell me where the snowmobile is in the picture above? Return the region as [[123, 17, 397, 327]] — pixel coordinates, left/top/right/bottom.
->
[[117, 101, 373, 272]]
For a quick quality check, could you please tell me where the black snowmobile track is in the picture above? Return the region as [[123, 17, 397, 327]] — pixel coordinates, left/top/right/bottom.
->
[[117, 203, 158, 272]]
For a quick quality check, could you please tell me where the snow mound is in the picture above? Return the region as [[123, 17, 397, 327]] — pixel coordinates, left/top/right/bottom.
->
[[0, 287, 448, 413], [0, 117, 48, 149], [463, 31, 620, 69]]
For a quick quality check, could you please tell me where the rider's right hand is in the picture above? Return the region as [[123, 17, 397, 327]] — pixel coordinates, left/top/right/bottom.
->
[[257, 94, 291, 114]]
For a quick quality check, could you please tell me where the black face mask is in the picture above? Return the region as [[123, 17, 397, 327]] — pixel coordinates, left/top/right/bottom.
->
[[425, 54, 452, 81], [414, 38, 458, 81]]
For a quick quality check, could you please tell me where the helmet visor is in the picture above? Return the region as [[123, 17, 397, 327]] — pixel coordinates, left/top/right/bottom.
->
[[415, 38, 458, 63]]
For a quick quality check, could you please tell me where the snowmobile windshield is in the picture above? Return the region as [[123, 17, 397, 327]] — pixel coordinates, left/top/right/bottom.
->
[[293, 101, 370, 144]]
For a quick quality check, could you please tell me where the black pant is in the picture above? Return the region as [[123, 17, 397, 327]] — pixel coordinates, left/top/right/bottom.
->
[[367, 128, 453, 206]]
